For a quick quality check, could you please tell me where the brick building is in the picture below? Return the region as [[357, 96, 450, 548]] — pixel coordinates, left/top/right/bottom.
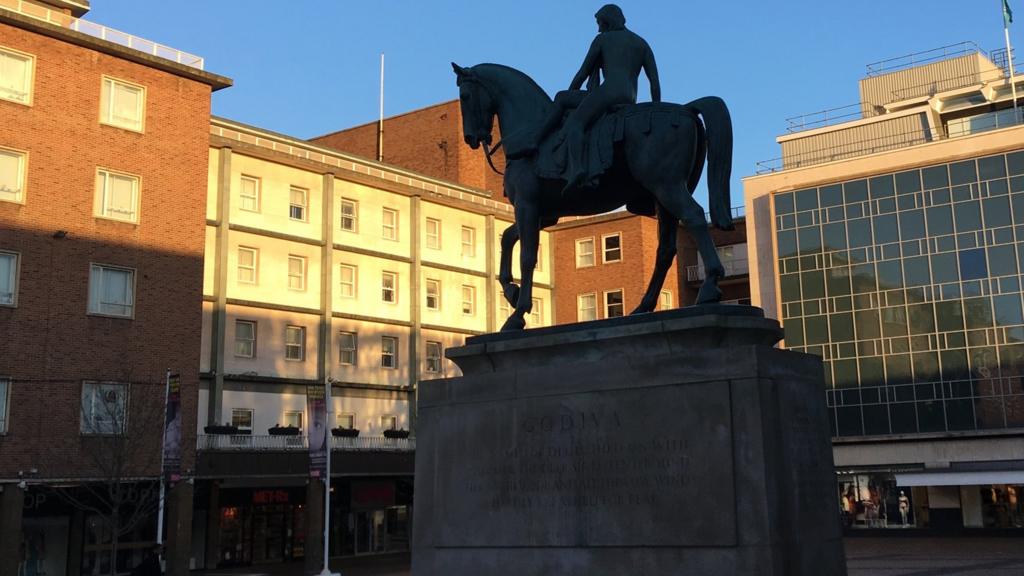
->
[[0, 1, 230, 574]]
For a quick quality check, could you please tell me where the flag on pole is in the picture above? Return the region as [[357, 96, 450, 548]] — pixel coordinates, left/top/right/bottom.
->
[[161, 372, 182, 482], [1006, 0, 1014, 26], [306, 383, 328, 478]]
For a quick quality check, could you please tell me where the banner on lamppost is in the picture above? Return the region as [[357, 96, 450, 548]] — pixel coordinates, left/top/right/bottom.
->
[[161, 372, 182, 482], [307, 383, 328, 478]]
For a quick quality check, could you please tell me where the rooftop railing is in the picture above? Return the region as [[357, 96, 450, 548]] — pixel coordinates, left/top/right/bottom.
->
[[865, 41, 983, 77], [785, 103, 867, 134], [197, 434, 416, 452], [0, 0, 204, 69]]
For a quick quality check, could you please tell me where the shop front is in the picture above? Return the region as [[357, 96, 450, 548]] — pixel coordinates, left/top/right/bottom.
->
[[328, 479, 411, 558], [214, 487, 307, 566]]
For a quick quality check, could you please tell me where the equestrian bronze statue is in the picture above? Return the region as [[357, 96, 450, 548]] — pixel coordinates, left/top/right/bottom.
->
[[453, 6, 733, 332]]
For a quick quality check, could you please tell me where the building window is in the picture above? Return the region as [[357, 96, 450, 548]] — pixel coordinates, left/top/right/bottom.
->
[[340, 198, 358, 232], [100, 77, 144, 131], [0, 147, 26, 203], [381, 336, 397, 368], [605, 289, 624, 318], [381, 415, 397, 431], [0, 251, 18, 307], [285, 325, 305, 361], [235, 320, 256, 358], [382, 271, 397, 303], [382, 208, 398, 240], [237, 247, 258, 284], [339, 331, 357, 365], [231, 408, 253, 433], [461, 226, 476, 257], [462, 285, 475, 315], [88, 264, 134, 318], [659, 290, 673, 310], [339, 264, 356, 298], [0, 377, 9, 434], [499, 297, 511, 320], [283, 411, 303, 430], [338, 413, 356, 430], [425, 341, 443, 373], [289, 186, 307, 221], [603, 233, 622, 263], [425, 278, 440, 310], [81, 381, 127, 435], [575, 237, 595, 267], [0, 48, 34, 105], [529, 298, 543, 327], [287, 255, 306, 291], [426, 217, 441, 249], [95, 169, 139, 222], [239, 175, 260, 212], [578, 293, 597, 321]]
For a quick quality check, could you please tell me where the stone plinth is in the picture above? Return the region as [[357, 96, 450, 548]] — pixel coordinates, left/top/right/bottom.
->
[[412, 305, 847, 576]]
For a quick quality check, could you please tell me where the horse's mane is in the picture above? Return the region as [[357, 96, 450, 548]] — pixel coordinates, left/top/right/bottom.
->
[[472, 63, 552, 101]]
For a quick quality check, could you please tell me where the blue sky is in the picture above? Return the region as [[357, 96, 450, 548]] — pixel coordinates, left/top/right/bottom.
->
[[87, 1, 1021, 203]]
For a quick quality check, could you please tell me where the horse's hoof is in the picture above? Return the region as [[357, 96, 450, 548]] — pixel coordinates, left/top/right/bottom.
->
[[695, 283, 722, 305], [500, 315, 527, 331]]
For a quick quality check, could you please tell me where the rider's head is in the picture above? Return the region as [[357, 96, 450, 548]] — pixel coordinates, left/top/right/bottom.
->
[[595, 4, 626, 32]]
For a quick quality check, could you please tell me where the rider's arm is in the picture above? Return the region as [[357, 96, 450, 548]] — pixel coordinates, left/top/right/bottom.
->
[[569, 37, 601, 91], [643, 44, 661, 103]]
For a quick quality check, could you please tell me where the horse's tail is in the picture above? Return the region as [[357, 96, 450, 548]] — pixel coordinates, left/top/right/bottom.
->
[[685, 96, 733, 231]]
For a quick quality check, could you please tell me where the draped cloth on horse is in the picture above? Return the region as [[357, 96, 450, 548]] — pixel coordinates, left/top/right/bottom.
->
[[535, 102, 696, 190]]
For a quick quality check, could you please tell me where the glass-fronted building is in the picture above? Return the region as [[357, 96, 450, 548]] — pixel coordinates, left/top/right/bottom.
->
[[746, 45, 1024, 531]]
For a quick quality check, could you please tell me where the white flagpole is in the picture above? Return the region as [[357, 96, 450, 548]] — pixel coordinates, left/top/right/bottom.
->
[[1005, 0, 1019, 117], [377, 53, 385, 162], [156, 368, 170, 547], [319, 378, 339, 576]]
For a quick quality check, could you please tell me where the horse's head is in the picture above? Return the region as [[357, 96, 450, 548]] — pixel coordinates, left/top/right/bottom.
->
[[452, 63, 495, 150]]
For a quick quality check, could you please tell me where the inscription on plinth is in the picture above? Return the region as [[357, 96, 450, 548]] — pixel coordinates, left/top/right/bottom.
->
[[435, 381, 736, 547]]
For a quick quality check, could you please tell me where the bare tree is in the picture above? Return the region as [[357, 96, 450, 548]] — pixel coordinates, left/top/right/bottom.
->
[[48, 380, 167, 575]]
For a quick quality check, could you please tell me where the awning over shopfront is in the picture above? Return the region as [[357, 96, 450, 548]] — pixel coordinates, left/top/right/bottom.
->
[[895, 470, 1024, 486]]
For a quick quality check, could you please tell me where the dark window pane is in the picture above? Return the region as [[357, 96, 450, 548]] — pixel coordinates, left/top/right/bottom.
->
[[889, 402, 918, 434], [882, 306, 908, 337], [819, 184, 843, 207], [988, 244, 1018, 277], [805, 315, 830, 345], [993, 294, 1023, 326], [935, 300, 965, 332], [989, 178, 1009, 196], [783, 318, 804, 346], [886, 354, 912, 384], [876, 260, 904, 289], [798, 227, 822, 254], [851, 263, 876, 293], [983, 196, 1012, 228], [830, 312, 855, 342], [877, 197, 896, 214], [907, 303, 935, 335], [797, 211, 814, 227], [950, 160, 978, 185], [844, 179, 868, 203], [836, 407, 863, 436], [926, 205, 954, 236], [913, 353, 940, 381], [945, 399, 976, 431], [802, 270, 825, 299], [873, 214, 899, 244], [964, 297, 994, 329], [870, 174, 896, 198], [833, 359, 858, 387], [1008, 151, 1024, 176], [847, 218, 873, 248], [898, 194, 918, 211], [821, 222, 847, 251], [941, 349, 970, 379], [903, 256, 930, 287], [978, 154, 1008, 180], [930, 252, 959, 284], [931, 187, 951, 204], [917, 400, 946, 433], [863, 404, 891, 435], [781, 274, 801, 302], [827, 267, 851, 296], [954, 201, 982, 232], [999, 343, 1024, 375], [794, 188, 818, 211], [922, 165, 949, 189], [1012, 194, 1024, 224], [899, 210, 926, 240], [860, 357, 885, 385], [777, 230, 797, 258], [958, 249, 988, 280], [953, 184, 972, 202], [855, 309, 881, 339], [894, 170, 921, 194]]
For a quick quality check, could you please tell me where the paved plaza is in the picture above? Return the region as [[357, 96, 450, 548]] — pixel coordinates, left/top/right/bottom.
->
[[196, 538, 1024, 576]]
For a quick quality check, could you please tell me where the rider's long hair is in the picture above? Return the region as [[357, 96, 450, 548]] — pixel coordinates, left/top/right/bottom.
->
[[596, 4, 626, 31]]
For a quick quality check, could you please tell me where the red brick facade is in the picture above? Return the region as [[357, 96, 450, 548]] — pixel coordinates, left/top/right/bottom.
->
[[0, 21, 222, 480]]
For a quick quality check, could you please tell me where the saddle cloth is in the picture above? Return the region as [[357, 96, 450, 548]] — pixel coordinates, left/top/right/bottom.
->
[[534, 102, 691, 186]]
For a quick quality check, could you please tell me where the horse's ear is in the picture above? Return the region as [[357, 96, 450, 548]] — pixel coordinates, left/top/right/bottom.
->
[[451, 62, 469, 77]]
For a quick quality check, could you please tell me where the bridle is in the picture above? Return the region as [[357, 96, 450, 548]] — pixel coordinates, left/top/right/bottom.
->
[[460, 74, 505, 176]]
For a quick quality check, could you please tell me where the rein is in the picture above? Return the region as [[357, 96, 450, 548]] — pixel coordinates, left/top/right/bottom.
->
[[482, 140, 504, 176]]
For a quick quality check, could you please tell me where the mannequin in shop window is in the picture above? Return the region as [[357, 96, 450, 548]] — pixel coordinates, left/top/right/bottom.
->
[[898, 491, 910, 526]]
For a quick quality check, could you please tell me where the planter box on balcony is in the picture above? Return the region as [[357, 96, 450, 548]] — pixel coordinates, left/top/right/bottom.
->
[[204, 425, 240, 435], [332, 427, 360, 437], [268, 426, 301, 436], [383, 429, 410, 439]]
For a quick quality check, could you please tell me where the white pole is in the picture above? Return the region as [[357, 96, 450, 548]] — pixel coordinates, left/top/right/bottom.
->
[[156, 369, 170, 547], [319, 379, 339, 576], [1005, 1, 1019, 117], [378, 53, 385, 162]]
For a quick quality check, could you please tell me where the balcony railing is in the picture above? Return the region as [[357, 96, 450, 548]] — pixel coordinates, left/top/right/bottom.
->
[[0, 0, 204, 69], [198, 434, 416, 452], [686, 258, 748, 282]]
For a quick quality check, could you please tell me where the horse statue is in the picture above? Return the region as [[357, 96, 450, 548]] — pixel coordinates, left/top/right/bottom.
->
[[452, 62, 733, 331]]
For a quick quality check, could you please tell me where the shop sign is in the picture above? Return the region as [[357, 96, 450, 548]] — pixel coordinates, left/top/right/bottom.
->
[[351, 481, 395, 509], [253, 489, 290, 505]]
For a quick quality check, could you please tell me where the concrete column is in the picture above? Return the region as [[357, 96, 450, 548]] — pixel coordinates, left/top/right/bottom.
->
[[0, 484, 25, 576], [319, 173, 335, 385], [305, 480, 325, 574], [66, 510, 84, 576], [204, 482, 221, 569], [485, 214, 496, 333], [409, 196, 421, 432], [208, 146, 232, 426], [165, 482, 194, 576]]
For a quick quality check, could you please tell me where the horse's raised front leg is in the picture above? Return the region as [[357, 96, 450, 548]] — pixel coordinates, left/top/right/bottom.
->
[[498, 223, 520, 307], [500, 204, 540, 331], [631, 204, 678, 314], [659, 185, 723, 305]]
